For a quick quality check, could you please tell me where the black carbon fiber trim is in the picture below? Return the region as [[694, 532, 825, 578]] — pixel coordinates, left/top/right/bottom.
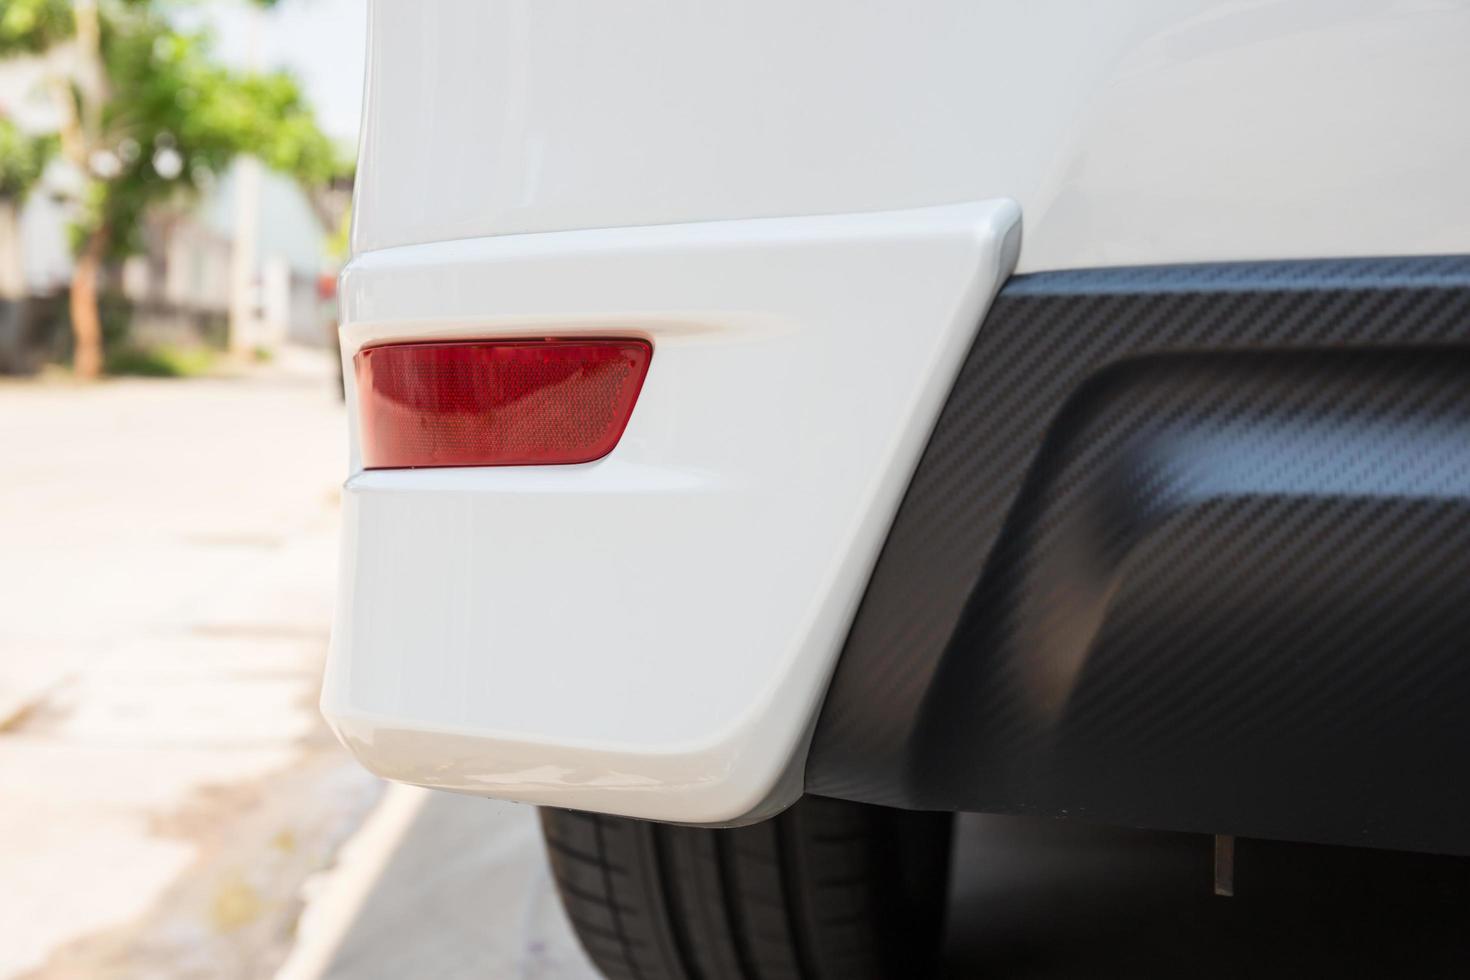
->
[[806, 256, 1470, 854]]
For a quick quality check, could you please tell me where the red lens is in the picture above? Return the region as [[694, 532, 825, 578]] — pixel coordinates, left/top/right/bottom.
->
[[355, 339, 652, 468]]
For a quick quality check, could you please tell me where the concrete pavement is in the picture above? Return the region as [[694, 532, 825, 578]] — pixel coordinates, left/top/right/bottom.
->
[[0, 359, 378, 978], [282, 789, 597, 980]]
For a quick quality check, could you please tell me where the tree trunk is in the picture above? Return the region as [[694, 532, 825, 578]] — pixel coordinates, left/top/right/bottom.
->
[[0, 200, 24, 300], [70, 228, 107, 380]]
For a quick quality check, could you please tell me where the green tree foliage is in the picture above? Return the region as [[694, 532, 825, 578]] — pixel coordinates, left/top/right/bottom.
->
[[0, 0, 73, 56], [2, 0, 348, 377], [0, 117, 55, 201], [78, 4, 347, 258]]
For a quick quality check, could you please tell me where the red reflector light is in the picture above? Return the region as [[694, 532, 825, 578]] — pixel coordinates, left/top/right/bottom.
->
[[355, 339, 652, 468]]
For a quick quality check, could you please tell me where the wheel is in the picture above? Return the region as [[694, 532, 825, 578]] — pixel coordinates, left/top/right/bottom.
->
[[541, 795, 953, 980]]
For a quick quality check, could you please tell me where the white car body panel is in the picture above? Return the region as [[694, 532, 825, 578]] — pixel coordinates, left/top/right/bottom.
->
[[353, 0, 1470, 271], [323, 202, 1021, 822]]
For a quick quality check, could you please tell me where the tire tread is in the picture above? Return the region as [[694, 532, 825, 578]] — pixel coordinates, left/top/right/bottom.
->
[[540, 799, 950, 980]]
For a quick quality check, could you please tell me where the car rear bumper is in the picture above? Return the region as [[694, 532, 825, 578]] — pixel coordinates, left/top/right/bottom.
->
[[322, 201, 1021, 824], [326, 229, 1470, 851]]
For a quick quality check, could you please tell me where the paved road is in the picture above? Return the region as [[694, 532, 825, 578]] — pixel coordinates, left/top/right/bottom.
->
[[283, 789, 596, 980], [0, 359, 381, 979]]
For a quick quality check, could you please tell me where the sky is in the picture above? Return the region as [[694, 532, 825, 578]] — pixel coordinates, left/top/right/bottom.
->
[[179, 0, 369, 147]]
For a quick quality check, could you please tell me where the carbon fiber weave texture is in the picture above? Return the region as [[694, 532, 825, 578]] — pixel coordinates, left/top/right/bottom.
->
[[807, 256, 1470, 850]]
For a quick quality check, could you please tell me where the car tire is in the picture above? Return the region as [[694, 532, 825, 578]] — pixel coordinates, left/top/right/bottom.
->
[[541, 795, 953, 980]]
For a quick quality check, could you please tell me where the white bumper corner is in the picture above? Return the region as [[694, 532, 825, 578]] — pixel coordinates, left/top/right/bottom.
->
[[322, 201, 1020, 823]]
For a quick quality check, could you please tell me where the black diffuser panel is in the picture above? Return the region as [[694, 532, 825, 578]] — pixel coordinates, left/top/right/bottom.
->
[[807, 257, 1470, 854]]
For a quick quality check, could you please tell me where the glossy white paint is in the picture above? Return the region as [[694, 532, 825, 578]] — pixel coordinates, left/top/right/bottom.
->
[[323, 202, 1021, 823], [354, 0, 1470, 273]]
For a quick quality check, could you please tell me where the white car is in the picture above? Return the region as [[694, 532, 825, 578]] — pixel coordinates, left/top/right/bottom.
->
[[324, 2, 1470, 976]]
